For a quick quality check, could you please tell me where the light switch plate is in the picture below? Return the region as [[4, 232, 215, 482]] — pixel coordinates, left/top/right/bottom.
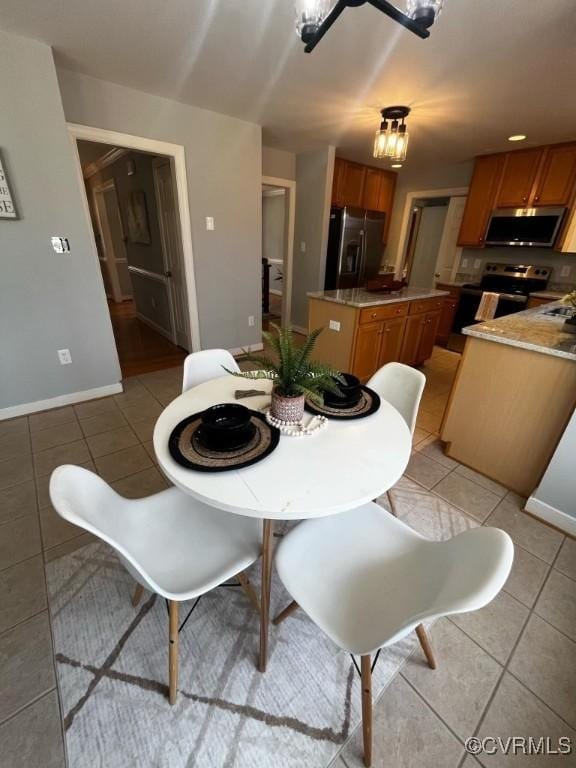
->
[[300, 241, 306, 253], [329, 320, 341, 332], [473, 258, 482, 270], [206, 216, 214, 231], [51, 237, 70, 253], [461, 258, 469, 268], [57, 349, 72, 365], [561, 265, 571, 278]]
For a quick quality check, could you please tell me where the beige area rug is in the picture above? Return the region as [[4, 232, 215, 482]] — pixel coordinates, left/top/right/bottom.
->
[[46, 480, 477, 768]]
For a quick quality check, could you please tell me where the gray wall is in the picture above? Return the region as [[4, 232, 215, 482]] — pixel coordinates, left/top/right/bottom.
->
[[58, 68, 262, 351], [262, 193, 286, 265], [384, 160, 473, 270], [262, 146, 296, 180], [291, 146, 335, 329], [408, 205, 449, 288], [0, 30, 121, 410]]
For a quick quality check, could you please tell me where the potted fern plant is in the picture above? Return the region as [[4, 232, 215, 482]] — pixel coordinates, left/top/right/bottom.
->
[[228, 325, 345, 423]]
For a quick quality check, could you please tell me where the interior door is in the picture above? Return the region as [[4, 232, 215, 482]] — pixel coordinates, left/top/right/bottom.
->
[[93, 181, 131, 303], [153, 158, 189, 349], [434, 196, 467, 283]]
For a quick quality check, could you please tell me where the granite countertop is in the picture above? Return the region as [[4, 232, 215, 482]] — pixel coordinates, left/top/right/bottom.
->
[[307, 287, 449, 308], [529, 290, 570, 300], [463, 301, 576, 361]]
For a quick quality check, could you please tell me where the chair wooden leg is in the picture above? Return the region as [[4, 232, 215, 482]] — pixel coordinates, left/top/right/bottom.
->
[[168, 600, 179, 705], [361, 655, 373, 768], [132, 583, 144, 607], [272, 600, 299, 625], [415, 623, 437, 670], [237, 571, 260, 615]]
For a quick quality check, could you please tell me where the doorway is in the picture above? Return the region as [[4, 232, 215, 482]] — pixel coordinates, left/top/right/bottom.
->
[[406, 198, 450, 288], [261, 175, 295, 332], [70, 125, 200, 378]]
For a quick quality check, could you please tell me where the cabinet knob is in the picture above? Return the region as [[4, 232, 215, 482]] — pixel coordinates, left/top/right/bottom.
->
[[371, 312, 377, 318], [522, 196, 527, 202], [534, 195, 540, 202], [478, 236, 483, 243]]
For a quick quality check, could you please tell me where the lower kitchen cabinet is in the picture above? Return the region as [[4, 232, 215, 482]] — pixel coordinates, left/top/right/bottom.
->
[[309, 294, 447, 381], [435, 283, 461, 346]]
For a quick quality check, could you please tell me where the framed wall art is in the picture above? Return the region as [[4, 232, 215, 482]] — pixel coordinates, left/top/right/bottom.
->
[[0, 150, 18, 219]]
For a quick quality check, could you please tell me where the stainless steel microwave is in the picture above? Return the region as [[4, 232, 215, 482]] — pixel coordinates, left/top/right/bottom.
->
[[485, 207, 566, 247]]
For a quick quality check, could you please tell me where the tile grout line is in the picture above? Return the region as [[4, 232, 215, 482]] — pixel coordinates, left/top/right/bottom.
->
[[468, 540, 566, 768]]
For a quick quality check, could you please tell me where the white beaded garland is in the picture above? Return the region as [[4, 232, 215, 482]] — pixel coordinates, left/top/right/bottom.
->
[[264, 409, 327, 437]]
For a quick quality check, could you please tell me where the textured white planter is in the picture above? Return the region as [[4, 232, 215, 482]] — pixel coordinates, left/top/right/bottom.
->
[[271, 389, 305, 423]]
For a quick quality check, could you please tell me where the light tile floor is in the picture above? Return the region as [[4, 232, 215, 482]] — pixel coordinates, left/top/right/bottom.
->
[[1, 350, 575, 767]]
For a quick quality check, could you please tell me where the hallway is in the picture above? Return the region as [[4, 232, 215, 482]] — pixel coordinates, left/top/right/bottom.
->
[[108, 300, 187, 378]]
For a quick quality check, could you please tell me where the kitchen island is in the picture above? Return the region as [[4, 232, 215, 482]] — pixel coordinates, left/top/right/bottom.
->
[[307, 288, 448, 380], [441, 302, 576, 496]]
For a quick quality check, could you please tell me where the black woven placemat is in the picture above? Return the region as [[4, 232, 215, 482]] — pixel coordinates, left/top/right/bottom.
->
[[305, 386, 381, 420], [168, 410, 280, 472]]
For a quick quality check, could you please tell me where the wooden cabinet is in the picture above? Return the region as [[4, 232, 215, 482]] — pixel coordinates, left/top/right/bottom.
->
[[419, 311, 441, 362], [435, 284, 461, 345], [339, 161, 366, 208], [457, 154, 505, 247], [378, 316, 406, 367], [533, 143, 576, 206], [363, 168, 383, 210], [527, 296, 555, 309], [352, 321, 382, 381], [399, 315, 424, 366], [331, 157, 397, 242], [496, 148, 543, 208]]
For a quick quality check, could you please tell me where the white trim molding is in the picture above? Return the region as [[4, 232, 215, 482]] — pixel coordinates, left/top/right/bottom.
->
[[394, 186, 469, 277], [83, 147, 128, 179], [67, 123, 201, 352], [228, 342, 264, 356], [262, 175, 296, 329], [525, 497, 576, 537], [0, 383, 123, 421]]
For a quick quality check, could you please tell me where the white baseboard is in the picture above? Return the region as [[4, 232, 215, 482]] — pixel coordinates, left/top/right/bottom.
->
[[136, 312, 174, 343], [229, 342, 264, 356], [0, 382, 124, 421], [525, 496, 576, 536], [269, 289, 282, 296]]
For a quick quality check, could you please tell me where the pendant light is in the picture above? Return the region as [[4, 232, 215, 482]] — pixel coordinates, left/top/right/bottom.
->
[[373, 106, 411, 162], [295, 0, 445, 53]]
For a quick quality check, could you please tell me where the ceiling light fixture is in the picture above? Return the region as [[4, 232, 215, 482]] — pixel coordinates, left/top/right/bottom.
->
[[508, 134, 527, 142], [295, 0, 443, 53], [373, 106, 411, 161]]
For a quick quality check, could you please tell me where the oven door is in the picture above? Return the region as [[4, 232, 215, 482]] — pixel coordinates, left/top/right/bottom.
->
[[454, 290, 527, 332]]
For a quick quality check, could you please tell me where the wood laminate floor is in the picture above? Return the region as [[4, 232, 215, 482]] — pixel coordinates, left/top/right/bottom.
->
[[108, 300, 187, 378]]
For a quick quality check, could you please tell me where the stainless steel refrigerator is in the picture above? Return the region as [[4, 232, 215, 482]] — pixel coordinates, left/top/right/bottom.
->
[[324, 207, 386, 290]]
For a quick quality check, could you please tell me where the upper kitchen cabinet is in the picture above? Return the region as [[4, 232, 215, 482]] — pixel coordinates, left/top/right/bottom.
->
[[533, 142, 576, 206], [331, 158, 397, 241], [338, 160, 366, 208], [496, 147, 543, 208], [457, 153, 504, 247]]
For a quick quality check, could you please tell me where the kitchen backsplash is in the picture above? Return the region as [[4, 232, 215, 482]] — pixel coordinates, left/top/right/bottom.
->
[[456, 247, 576, 291]]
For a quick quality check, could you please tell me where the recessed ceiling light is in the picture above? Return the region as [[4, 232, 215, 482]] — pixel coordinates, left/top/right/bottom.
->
[[508, 134, 527, 142], [391, 163, 403, 168]]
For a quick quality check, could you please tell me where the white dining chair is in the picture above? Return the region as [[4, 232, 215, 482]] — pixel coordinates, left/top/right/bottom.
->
[[182, 349, 240, 393], [367, 362, 426, 435], [50, 465, 262, 705], [274, 502, 513, 767]]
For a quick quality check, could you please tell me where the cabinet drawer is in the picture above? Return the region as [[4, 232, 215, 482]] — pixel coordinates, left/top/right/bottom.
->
[[359, 303, 409, 324], [409, 298, 445, 315]]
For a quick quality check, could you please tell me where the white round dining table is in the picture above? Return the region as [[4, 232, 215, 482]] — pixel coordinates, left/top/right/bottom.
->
[[153, 375, 411, 671]]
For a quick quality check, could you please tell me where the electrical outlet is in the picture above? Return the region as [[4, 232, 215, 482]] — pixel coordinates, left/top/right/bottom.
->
[[300, 241, 306, 253], [329, 320, 341, 332], [461, 258, 469, 269], [58, 349, 72, 365], [561, 265, 571, 278], [51, 237, 70, 254], [248, 315, 255, 327], [206, 216, 214, 231], [473, 258, 482, 270]]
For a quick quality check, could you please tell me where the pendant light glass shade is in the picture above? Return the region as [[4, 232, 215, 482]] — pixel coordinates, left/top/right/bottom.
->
[[295, 0, 331, 41], [393, 124, 409, 161], [373, 120, 389, 159], [384, 120, 399, 157]]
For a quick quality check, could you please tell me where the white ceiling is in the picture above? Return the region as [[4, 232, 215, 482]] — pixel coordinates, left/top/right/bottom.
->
[[1, 0, 575, 173]]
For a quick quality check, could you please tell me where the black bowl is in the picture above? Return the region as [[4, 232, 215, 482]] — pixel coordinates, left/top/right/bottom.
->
[[196, 404, 256, 451], [323, 373, 362, 408]]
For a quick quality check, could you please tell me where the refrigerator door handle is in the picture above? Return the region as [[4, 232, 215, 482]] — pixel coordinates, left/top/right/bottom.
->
[[358, 228, 366, 281]]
